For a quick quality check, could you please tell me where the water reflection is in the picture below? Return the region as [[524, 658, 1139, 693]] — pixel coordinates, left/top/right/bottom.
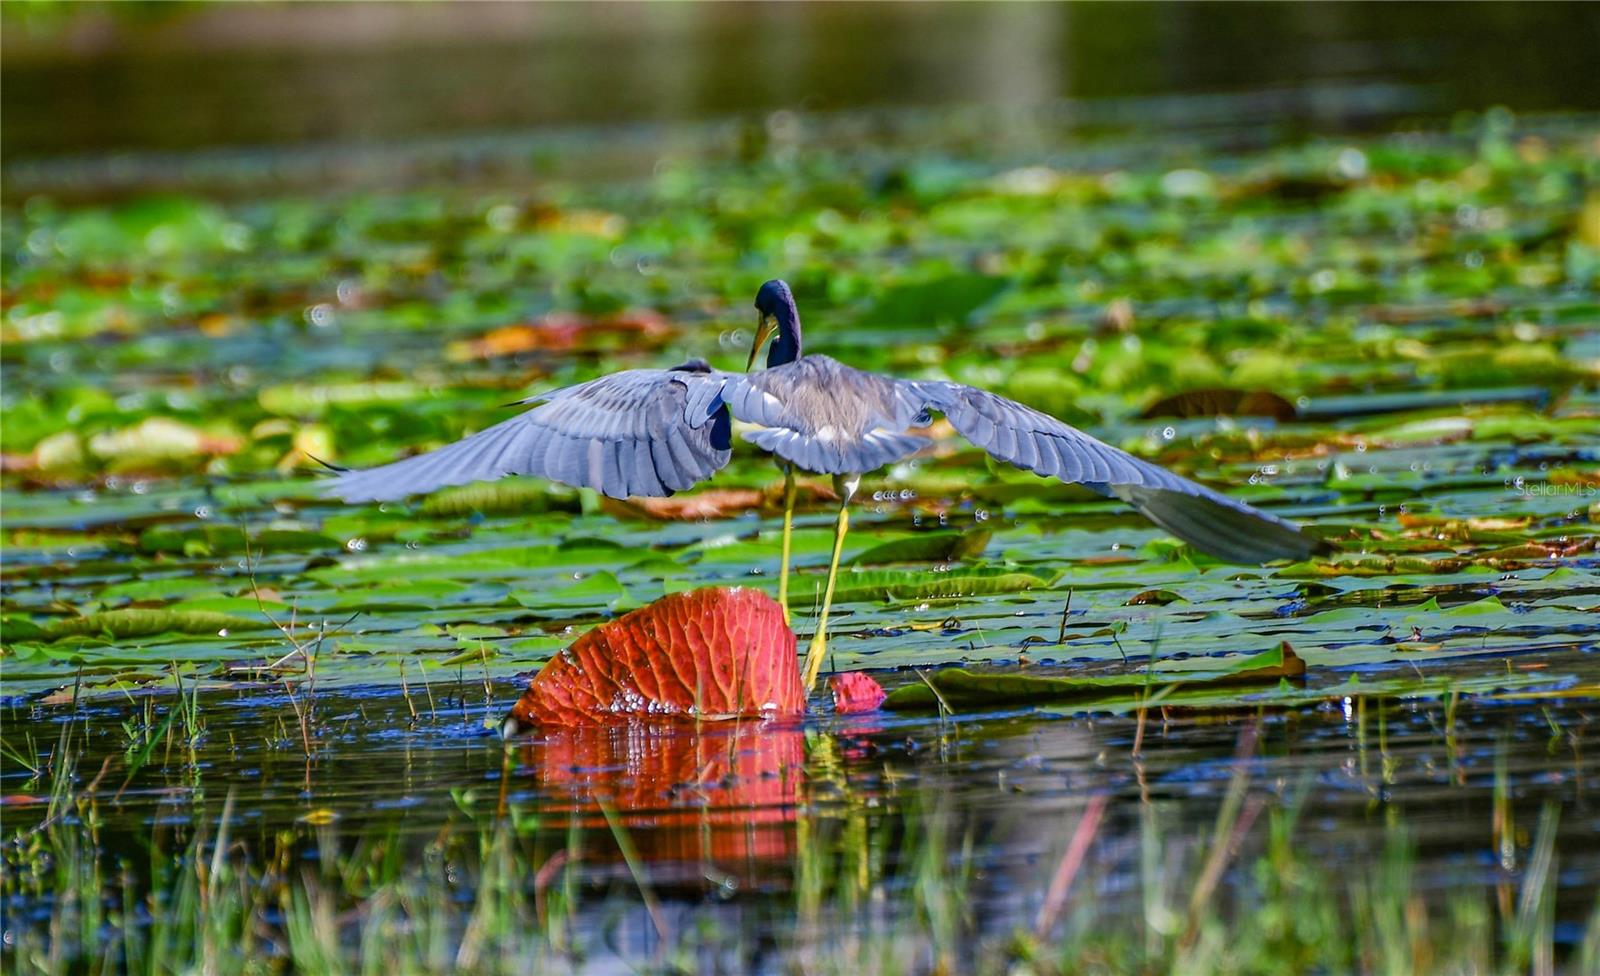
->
[[6, 3, 1600, 187], [514, 720, 804, 877], [3, 667, 1597, 966]]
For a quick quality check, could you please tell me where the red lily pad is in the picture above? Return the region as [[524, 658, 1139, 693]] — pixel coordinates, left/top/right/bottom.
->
[[510, 587, 802, 728], [829, 672, 888, 715]]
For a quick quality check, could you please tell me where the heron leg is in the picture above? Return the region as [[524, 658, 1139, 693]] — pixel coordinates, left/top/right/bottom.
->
[[777, 465, 797, 624], [803, 474, 858, 693]]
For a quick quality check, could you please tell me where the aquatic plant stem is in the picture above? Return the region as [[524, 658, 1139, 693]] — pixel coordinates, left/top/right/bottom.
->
[[803, 497, 849, 692], [778, 466, 796, 623]]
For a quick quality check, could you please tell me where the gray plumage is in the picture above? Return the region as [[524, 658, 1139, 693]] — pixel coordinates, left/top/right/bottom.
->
[[323, 365, 731, 505], [326, 352, 1319, 564]]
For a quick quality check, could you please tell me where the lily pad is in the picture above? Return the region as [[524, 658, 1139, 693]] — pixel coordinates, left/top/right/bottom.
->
[[884, 642, 1306, 711]]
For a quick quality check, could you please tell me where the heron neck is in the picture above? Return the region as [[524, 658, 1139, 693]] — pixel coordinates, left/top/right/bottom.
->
[[766, 310, 802, 367]]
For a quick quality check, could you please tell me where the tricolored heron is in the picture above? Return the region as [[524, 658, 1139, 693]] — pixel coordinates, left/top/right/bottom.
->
[[327, 279, 1318, 692]]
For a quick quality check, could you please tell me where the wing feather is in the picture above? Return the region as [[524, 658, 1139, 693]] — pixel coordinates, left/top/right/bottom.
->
[[909, 380, 1320, 564], [324, 367, 733, 502]]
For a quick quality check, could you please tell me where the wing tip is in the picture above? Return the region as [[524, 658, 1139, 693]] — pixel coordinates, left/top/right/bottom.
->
[[304, 452, 348, 474]]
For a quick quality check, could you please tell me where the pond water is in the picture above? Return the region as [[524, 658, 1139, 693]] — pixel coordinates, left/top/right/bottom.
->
[[4, 672, 1596, 971], [3, 14, 1600, 968]]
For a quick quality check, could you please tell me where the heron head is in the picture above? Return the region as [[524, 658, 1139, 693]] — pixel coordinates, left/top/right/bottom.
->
[[748, 279, 802, 370]]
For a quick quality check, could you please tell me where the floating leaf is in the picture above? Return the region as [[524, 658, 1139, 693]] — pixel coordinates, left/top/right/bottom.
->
[[1125, 589, 1184, 606], [440, 644, 498, 667], [813, 567, 1060, 606], [1, 616, 49, 642], [42, 608, 270, 641], [87, 417, 242, 466], [1403, 595, 1511, 622], [253, 529, 343, 553], [508, 587, 803, 727], [418, 479, 576, 517], [446, 310, 671, 361], [509, 571, 640, 613], [861, 273, 1009, 329], [138, 524, 247, 556], [1277, 555, 1471, 578], [258, 380, 423, 419], [1140, 388, 1296, 421], [604, 488, 765, 521], [849, 529, 992, 566], [883, 642, 1306, 712]]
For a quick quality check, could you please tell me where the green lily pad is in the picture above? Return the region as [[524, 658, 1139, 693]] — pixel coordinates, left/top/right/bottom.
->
[[884, 642, 1305, 711], [40, 608, 272, 641]]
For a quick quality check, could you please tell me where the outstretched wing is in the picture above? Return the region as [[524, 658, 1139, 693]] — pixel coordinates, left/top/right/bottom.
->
[[324, 366, 733, 502], [908, 380, 1320, 564]]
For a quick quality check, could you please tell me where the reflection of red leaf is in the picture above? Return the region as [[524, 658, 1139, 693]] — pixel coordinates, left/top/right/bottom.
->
[[447, 310, 673, 361], [511, 587, 802, 727], [523, 721, 802, 871], [829, 672, 887, 715]]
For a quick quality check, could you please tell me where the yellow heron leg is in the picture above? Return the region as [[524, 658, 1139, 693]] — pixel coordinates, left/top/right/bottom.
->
[[802, 475, 858, 692], [776, 465, 797, 624]]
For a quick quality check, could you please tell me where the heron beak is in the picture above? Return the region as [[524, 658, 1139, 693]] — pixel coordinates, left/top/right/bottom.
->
[[746, 312, 775, 371]]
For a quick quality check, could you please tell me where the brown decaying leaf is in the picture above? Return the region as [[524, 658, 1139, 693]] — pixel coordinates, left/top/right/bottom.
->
[[601, 479, 838, 521], [1397, 513, 1532, 534], [1549, 467, 1600, 489], [601, 489, 762, 521], [1098, 297, 1136, 334], [1125, 588, 1183, 606], [447, 310, 673, 361], [510, 587, 803, 727], [1364, 298, 1504, 324], [1141, 388, 1297, 422]]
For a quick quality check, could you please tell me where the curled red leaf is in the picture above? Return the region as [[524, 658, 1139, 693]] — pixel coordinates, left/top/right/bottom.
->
[[511, 587, 802, 728], [828, 671, 887, 715]]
